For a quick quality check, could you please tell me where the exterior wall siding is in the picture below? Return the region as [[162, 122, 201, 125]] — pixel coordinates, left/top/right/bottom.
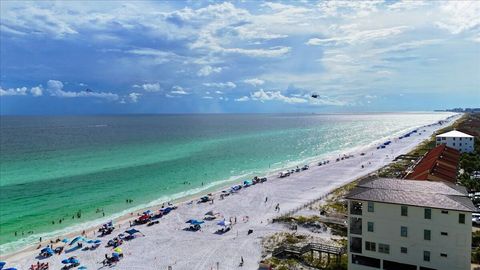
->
[[436, 136, 474, 153], [348, 200, 472, 270]]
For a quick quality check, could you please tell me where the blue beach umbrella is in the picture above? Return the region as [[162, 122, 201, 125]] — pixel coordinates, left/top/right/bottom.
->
[[78, 267, 87, 270], [70, 258, 80, 264], [61, 238, 69, 243], [0, 262, 5, 270], [61, 259, 71, 264], [191, 220, 204, 225], [94, 239, 101, 244], [125, 228, 140, 235]]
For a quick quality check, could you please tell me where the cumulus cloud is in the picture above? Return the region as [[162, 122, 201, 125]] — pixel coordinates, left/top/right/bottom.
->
[[237, 89, 308, 104], [436, 1, 480, 34], [0, 87, 28, 96], [30, 86, 43, 96], [243, 78, 265, 86], [170, 85, 189, 95], [197, 65, 222, 77], [202, 82, 236, 88], [141, 83, 162, 92], [235, 96, 250, 102], [47, 80, 118, 100], [128, 92, 141, 103]]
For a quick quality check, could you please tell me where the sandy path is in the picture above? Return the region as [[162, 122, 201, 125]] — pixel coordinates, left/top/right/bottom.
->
[[4, 114, 459, 270]]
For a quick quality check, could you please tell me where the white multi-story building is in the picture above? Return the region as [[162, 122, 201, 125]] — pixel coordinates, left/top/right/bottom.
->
[[436, 130, 474, 153], [346, 178, 475, 270]]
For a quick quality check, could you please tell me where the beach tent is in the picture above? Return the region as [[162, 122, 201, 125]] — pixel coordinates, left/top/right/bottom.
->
[[41, 246, 54, 255], [69, 236, 84, 245], [125, 228, 141, 235], [186, 219, 204, 225], [205, 210, 216, 216]]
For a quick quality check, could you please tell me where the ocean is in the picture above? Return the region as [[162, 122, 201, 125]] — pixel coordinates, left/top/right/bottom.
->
[[0, 112, 452, 254]]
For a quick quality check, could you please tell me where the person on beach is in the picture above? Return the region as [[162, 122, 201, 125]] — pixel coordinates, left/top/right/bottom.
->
[[265, 197, 268, 203]]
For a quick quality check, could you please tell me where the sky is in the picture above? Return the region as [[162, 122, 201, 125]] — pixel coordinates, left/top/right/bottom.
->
[[0, 0, 479, 114]]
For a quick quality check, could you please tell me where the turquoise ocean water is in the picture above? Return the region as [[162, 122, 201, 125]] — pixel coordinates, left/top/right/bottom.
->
[[0, 113, 452, 254]]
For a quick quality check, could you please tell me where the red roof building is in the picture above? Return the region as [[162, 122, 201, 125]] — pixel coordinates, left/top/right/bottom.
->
[[405, 144, 460, 184]]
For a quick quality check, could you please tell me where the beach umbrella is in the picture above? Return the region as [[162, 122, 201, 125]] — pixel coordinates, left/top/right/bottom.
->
[[185, 219, 195, 224], [61, 238, 69, 243], [205, 211, 214, 216], [78, 267, 87, 270], [143, 210, 152, 215], [0, 262, 5, 270], [70, 258, 80, 264], [112, 252, 120, 258], [69, 236, 84, 245], [125, 228, 140, 235], [191, 220, 204, 225], [94, 239, 102, 244], [113, 247, 122, 253], [61, 259, 71, 264]]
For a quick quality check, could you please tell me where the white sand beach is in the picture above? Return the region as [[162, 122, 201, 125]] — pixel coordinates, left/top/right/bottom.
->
[[4, 114, 460, 270]]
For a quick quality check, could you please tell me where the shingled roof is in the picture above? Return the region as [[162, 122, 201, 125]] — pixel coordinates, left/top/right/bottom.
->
[[405, 144, 460, 183], [346, 178, 476, 212]]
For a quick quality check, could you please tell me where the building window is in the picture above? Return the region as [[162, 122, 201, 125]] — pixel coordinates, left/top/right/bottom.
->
[[424, 230, 431, 240], [460, 143, 462, 146], [459, 213, 465, 224], [367, 222, 374, 232], [424, 208, 431, 219], [453, 137, 456, 141], [351, 255, 381, 268], [460, 137, 462, 141], [424, 251, 431, 262], [350, 201, 363, 215], [350, 217, 362, 235], [401, 206, 408, 216], [401, 226, 408, 237], [441, 232, 448, 236], [441, 253, 447, 257], [436, 138, 441, 141], [365, 241, 376, 251], [401, 247, 408, 254], [441, 210, 448, 214], [453, 142, 455, 146], [368, 201, 374, 212], [350, 237, 362, 253], [379, 244, 390, 254]]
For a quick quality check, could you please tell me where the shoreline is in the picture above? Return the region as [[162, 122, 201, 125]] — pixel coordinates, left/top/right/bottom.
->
[[1, 113, 460, 267]]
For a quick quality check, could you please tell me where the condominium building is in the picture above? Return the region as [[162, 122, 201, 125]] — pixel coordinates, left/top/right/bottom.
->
[[346, 178, 475, 270], [436, 130, 474, 153]]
